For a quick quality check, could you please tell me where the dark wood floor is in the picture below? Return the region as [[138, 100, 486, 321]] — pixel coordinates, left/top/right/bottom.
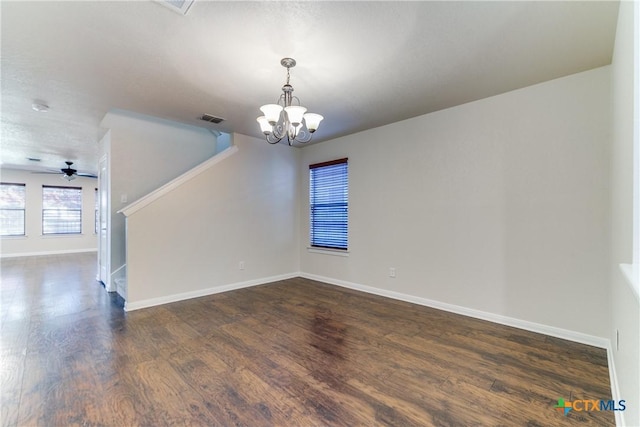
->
[[1, 253, 614, 426]]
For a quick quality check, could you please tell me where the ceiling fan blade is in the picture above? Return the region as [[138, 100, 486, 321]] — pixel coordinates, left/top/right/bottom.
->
[[30, 162, 96, 178], [77, 173, 98, 179]]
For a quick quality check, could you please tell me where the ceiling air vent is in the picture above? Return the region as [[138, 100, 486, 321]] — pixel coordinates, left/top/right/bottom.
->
[[200, 114, 225, 124]]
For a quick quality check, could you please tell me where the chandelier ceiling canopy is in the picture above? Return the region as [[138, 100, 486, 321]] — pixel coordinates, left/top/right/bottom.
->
[[257, 58, 323, 146]]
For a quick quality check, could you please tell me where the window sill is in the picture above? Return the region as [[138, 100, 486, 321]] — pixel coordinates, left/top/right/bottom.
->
[[0, 235, 27, 240], [41, 233, 85, 238], [307, 247, 349, 257]]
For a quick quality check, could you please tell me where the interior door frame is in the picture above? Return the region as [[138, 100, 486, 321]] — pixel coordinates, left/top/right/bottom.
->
[[98, 154, 112, 291]]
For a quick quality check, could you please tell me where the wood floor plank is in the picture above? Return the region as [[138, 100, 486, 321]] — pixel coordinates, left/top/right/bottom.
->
[[0, 349, 24, 427], [0, 254, 615, 426]]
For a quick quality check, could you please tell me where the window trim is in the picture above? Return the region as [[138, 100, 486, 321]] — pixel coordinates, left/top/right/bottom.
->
[[42, 185, 83, 235], [0, 182, 26, 237], [307, 246, 350, 257], [309, 157, 348, 251]]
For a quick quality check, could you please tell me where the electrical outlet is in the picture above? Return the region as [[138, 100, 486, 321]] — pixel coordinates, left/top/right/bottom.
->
[[120, 194, 127, 204], [389, 267, 396, 278], [239, 261, 245, 270]]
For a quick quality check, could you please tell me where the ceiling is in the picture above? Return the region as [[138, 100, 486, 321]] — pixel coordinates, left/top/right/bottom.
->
[[0, 1, 619, 175]]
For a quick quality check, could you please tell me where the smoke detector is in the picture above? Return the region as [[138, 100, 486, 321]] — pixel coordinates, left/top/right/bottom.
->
[[32, 103, 49, 112]]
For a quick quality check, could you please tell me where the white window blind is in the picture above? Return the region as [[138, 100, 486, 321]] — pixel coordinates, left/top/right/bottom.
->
[[42, 185, 82, 234], [309, 158, 348, 250], [0, 183, 26, 236]]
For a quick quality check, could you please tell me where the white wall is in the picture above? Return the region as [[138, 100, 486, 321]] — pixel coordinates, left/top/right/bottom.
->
[[610, 1, 640, 425], [0, 169, 97, 257], [125, 134, 299, 308], [300, 66, 611, 340], [100, 109, 220, 282]]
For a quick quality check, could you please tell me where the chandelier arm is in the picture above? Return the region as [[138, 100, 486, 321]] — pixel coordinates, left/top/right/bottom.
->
[[292, 127, 313, 144], [288, 126, 298, 142], [265, 133, 283, 144], [271, 122, 288, 139]]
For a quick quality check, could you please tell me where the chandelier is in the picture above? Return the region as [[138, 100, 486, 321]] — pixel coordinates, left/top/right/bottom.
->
[[257, 58, 323, 145]]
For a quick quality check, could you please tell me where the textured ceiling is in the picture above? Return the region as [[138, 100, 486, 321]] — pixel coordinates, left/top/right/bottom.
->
[[0, 1, 619, 174]]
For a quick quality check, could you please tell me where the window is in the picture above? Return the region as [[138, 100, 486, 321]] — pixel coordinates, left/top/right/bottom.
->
[[42, 185, 82, 235], [309, 158, 348, 250], [0, 183, 26, 236]]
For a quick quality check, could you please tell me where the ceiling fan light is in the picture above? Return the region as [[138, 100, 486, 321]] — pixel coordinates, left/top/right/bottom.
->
[[285, 106, 307, 127], [303, 113, 323, 133], [62, 174, 76, 181], [256, 116, 272, 134], [260, 104, 283, 125]]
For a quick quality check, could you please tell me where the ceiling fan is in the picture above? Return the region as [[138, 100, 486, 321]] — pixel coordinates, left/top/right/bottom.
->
[[34, 161, 97, 181]]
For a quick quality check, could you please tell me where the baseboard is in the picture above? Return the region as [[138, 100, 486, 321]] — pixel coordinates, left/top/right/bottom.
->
[[299, 272, 610, 349], [114, 278, 126, 296], [304, 272, 624, 424], [110, 264, 126, 294], [124, 269, 620, 424], [124, 272, 299, 312], [606, 343, 624, 427], [0, 248, 97, 259]]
